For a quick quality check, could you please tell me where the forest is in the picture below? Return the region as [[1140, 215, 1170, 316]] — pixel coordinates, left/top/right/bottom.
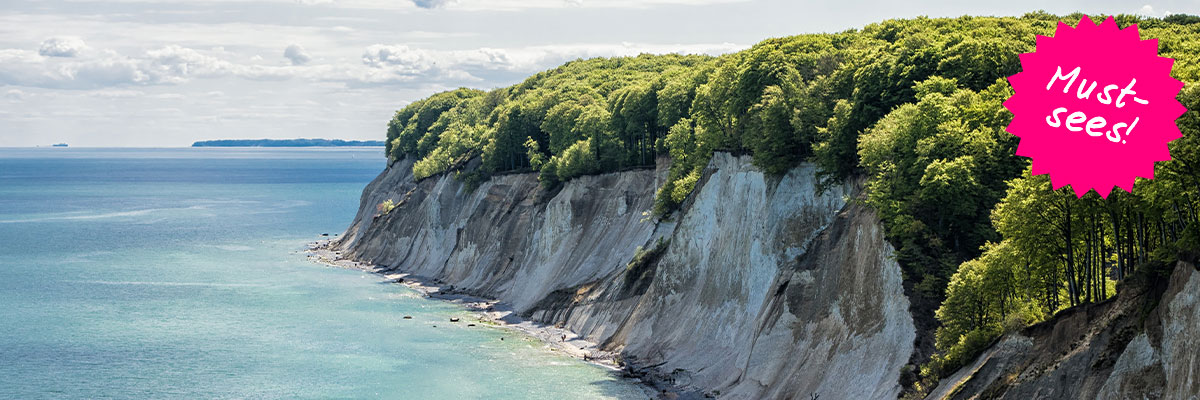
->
[[380, 12, 1200, 395]]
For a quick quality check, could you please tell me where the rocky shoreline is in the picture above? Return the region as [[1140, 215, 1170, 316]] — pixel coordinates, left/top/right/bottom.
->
[[304, 239, 686, 398]]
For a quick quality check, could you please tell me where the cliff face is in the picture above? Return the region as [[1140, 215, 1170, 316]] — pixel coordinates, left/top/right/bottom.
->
[[333, 153, 916, 399], [925, 261, 1200, 400]]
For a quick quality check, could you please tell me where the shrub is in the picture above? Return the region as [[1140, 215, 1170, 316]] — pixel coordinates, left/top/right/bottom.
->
[[376, 199, 397, 216]]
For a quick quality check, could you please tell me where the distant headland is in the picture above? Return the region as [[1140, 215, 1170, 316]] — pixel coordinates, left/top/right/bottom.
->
[[192, 139, 385, 147]]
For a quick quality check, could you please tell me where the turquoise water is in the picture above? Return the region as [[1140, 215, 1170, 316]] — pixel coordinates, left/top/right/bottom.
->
[[0, 148, 647, 399]]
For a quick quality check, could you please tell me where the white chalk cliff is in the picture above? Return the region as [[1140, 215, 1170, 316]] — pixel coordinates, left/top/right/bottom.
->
[[333, 153, 917, 399]]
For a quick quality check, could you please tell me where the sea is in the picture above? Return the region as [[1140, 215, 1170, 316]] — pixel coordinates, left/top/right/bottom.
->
[[0, 147, 648, 399]]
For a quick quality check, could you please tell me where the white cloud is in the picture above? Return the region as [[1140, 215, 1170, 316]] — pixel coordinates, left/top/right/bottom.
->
[[86, 89, 145, 98], [0, 49, 59, 87], [443, 42, 744, 71], [1, 46, 240, 89], [416, 0, 748, 11], [0, 0, 757, 146], [38, 37, 89, 57], [1136, 4, 1158, 16], [5, 0, 744, 11], [2, 40, 744, 90], [283, 44, 311, 65], [69, 53, 151, 86], [145, 45, 231, 79], [412, 0, 458, 9], [361, 44, 435, 72]]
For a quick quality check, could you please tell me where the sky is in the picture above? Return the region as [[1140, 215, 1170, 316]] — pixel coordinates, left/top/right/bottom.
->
[[0, 0, 1194, 147]]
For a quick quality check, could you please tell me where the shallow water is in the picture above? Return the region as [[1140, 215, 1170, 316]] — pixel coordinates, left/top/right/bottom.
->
[[0, 147, 647, 399]]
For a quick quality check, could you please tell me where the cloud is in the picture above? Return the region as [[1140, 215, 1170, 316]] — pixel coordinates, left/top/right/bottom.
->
[[1, 46, 239, 89], [86, 89, 146, 98], [443, 42, 744, 72], [1135, 4, 1160, 17], [70, 54, 151, 86], [4, 89, 24, 100], [283, 44, 312, 65], [38, 37, 88, 57], [413, 0, 746, 11], [412, 0, 458, 9], [361, 44, 435, 72], [0, 49, 59, 87], [1, 40, 744, 90], [145, 45, 232, 81], [350, 41, 743, 87]]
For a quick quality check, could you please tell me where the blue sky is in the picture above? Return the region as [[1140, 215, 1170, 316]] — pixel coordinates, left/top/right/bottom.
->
[[0, 0, 1192, 147]]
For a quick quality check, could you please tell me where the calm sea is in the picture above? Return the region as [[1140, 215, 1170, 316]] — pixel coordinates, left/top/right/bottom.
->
[[0, 147, 646, 399]]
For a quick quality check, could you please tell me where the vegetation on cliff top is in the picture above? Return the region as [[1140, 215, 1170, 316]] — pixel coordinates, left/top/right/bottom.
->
[[381, 12, 1200, 395]]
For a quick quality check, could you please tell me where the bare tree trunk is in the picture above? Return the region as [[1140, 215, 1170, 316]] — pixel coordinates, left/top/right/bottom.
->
[[1064, 197, 1079, 307], [1110, 205, 1124, 282], [1137, 212, 1147, 265]]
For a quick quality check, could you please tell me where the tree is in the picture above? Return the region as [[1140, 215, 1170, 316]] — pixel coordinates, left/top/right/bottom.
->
[[610, 82, 660, 166], [812, 99, 857, 189], [555, 138, 598, 181], [745, 85, 801, 175], [574, 104, 623, 171], [542, 101, 585, 154]]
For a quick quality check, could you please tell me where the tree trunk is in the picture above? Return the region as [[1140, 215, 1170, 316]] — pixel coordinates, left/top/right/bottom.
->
[[1064, 196, 1078, 307]]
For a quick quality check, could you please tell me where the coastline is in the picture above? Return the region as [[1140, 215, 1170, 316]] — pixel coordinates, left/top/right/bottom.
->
[[303, 239, 645, 377]]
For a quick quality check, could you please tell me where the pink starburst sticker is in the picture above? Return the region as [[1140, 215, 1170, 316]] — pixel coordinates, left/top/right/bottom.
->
[[1005, 15, 1186, 198]]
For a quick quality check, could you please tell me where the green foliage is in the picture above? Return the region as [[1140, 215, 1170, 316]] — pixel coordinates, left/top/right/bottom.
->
[[554, 138, 599, 182], [381, 14, 1137, 215], [671, 169, 701, 205], [1164, 13, 1200, 25], [524, 136, 547, 170], [923, 326, 1001, 380], [412, 123, 489, 180], [812, 99, 857, 189], [538, 157, 560, 189], [388, 54, 712, 179], [935, 240, 1029, 354], [387, 88, 485, 161], [926, 82, 1200, 380], [542, 101, 587, 154], [628, 237, 670, 272], [654, 118, 707, 214], [858, 77, 1023, 307], [744, 84, 802, 175], [376, 199, 397, 216]]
